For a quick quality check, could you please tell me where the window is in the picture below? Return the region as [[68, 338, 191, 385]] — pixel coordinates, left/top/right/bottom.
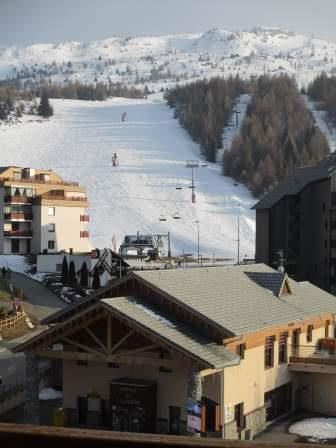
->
[[323, 202, 326, 212], [48, 223, 55, 232], [265, 336, 275, 368], [13, 171, 21, 180], [48, 240, 55, 250], [307, 325, 313, 343], [169, 406, 181, 435], [325, 320, 330, 337], [278, 332, 288, 364], [265, 383, 292, 422], [48, 207, 55, 216], [56, 263, 62, 272], [291, 329, 300, 355], [325, 240, 328, 249], [236, 343, 246, 360], [234, 402, 245, 430]]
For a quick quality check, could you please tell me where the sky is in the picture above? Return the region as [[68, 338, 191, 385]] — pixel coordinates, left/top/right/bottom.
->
[[1, 0, 336, 46]]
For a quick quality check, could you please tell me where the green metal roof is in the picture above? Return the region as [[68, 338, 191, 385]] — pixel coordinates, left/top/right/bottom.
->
[[102, 296, 239, 369], [134, 264, 336, 336]]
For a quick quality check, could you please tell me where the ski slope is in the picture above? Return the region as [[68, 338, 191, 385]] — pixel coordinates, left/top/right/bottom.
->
[[0, 96, 256, 260]]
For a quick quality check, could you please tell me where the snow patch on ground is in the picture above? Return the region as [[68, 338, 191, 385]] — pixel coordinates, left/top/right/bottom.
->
[[0, 96, 256, 261], [305, 96, 336, 153], [289, 417, 336, 442], [39, 387, 63, 401]]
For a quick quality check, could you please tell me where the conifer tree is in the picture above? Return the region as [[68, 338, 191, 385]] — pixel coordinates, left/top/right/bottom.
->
[[92, 265, 101, 289], [69, 261, 77, 287], [61, 256, 68, 284], [38, 91, 53, 117], [80, 262, 89, 288]]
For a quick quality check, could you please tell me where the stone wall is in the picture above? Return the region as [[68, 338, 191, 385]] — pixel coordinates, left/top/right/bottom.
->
[[224, 406, 266, 440]]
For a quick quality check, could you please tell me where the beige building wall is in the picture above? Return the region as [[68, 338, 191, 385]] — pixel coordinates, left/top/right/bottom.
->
[[63, 360, 188, 422], [31, 205, 90, 253]]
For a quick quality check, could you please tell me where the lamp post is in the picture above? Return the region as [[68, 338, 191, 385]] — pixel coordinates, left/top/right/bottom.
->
[[195, 220, 200, 267]]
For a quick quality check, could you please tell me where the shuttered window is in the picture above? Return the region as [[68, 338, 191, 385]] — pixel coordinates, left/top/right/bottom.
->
[[278, 332, 288, 364], [307, 325, 313, 343], [265, 336, 275, 368]]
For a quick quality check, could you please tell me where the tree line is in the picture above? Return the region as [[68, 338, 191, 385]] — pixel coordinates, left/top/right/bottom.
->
[[307, 72, 336, 126], [165, 76, 246, 162], [223, 75, 330, 196]]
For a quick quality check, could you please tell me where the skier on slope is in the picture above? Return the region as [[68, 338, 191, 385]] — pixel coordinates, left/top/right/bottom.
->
[[112, 153, 118, 167], [121, 112, 127, 122]]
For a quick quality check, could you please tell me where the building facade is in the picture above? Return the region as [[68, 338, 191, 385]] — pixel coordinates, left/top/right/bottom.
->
[[254, 155, 336, 294], [14, 264, 336, 439], [0, 166, 90, 254]]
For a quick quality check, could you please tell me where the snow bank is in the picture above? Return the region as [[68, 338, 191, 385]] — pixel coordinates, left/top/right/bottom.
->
[[39, 387, 63, 400], [289, 418, 336, 442]]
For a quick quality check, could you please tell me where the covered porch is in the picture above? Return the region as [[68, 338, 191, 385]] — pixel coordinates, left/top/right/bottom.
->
[[13, 296, 239, 436]]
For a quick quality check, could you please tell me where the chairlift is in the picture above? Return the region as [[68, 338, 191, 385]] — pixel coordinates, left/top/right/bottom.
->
[[173, 212, 181, 220], [159, 214, 167, 222], [176, 186, 183, 190], [200, 163, 208, 167]]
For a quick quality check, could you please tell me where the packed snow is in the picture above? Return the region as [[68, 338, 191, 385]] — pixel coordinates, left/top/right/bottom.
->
[[1, 27, 336, 88], [0, 96, 256, 260], [39, 387, 63, 400], [305, 96, 336, 153], [289, 418, 336, 442]]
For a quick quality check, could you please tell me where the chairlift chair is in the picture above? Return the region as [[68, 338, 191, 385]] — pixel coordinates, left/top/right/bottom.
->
[[173, 212, 181, 220], [159, 214, 167, 222]]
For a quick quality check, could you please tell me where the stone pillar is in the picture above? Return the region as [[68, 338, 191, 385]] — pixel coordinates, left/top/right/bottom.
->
[[24, 353, 40, 424], [187, 366, 202, 436]]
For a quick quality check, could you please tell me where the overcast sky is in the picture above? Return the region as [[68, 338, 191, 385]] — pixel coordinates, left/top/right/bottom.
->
[[1, 0, 336, 46]]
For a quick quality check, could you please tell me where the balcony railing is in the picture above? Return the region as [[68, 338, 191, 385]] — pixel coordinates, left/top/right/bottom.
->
[[80, 214, 90, 222], [289, 344, 336, 367], [4, 213, 33, 221], [80, 231, 90, 238], [4, 196, 33, 204], [0, 177, 79, 187], [39, 194, 88, 202], [4, 230, 33, 238]]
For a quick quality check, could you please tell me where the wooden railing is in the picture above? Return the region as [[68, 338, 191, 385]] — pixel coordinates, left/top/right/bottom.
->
[[39, 194, 88, 202], [0, 310, 25, 330], [4, 213, 33, 221], [4, 230, 33, 238], [0, 177, 79, 187], [4, 196, 33, 204]]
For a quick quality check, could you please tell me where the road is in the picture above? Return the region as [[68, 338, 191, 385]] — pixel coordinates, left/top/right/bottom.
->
[[10, 272, 65, 321], [0, 272, 66, 399]]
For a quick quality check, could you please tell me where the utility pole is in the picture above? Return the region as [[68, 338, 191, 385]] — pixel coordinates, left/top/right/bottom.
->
[[186, 160, 199, 204], [195, 220, 200, 267], [167, 231, 171, 258], [237, 204, 240, 265]]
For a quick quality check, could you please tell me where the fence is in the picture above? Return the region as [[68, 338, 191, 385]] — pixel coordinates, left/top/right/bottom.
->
[[289, 344, 336, 366], [0, 310, 26, 330]]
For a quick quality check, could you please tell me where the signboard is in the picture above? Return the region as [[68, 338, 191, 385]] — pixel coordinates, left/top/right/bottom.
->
[[187, 399, 202, 434]]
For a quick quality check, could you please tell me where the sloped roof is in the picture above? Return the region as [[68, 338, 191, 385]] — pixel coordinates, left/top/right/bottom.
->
[[102, 297, 239, 369], [253, 156, 336, 210], [134, 264, 336, 336]]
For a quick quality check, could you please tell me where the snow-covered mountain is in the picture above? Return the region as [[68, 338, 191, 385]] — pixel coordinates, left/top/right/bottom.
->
[[1, 27, 336, 87]]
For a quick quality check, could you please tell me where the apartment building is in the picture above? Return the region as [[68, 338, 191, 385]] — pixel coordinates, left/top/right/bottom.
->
[[253, 154, 336, 294], [14, 264, 336, 439], [0, 166, 90, 254]]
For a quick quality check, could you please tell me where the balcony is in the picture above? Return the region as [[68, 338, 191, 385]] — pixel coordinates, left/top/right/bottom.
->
[[4, 213, 33, 221], [80, 214, 90, 222], [0, 177, 79, 187], [4, 195, 33, 204], [39, 194, 88, 202], [4, 230, 33, 238], [289, 343, 336, 373], [80, 231, 90, 238]]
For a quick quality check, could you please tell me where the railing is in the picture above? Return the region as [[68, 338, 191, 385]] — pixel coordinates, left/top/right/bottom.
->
[[0, 310, 26, 330], [4, 230, 33, 238], [0, 177, 79, 187], [80, 231, 90, 238], [289, 344, 336, 366], [39, 194, 88, 202], [4, 213, 33, 221], [80, 214, 90, 222], [4, 195, 32, 204]]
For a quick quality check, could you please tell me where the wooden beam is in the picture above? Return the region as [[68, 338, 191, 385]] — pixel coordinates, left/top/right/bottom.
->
[[119, 344, 159, 355], [60, 337, 104, 357], [110, 329, 134, 354], [200, 368, 222, 378], [83, 326, 108, 354], [33, 350, 186, 368]]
